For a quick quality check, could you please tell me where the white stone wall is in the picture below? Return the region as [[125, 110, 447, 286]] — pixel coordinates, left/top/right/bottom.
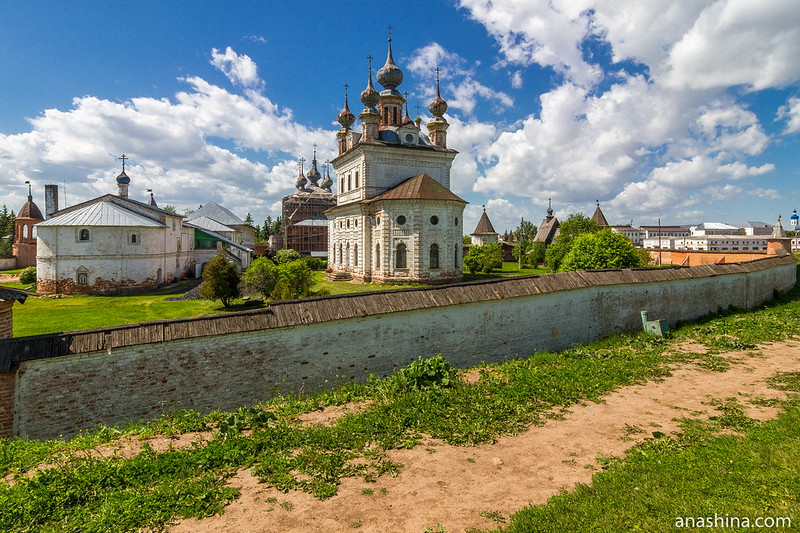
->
[[9, 258, 795, 439], [36, 221, 196, 292]]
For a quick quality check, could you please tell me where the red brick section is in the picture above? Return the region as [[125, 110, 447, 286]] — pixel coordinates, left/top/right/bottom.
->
[[0, 301, 12, 339], [0, 301, 14, 437]]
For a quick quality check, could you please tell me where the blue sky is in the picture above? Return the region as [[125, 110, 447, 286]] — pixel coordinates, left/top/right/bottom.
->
[[2, 0, 799, 235]]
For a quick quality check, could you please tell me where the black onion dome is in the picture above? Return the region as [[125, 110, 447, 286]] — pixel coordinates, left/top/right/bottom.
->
[[377, 39, 403, 90], [307, 159, 322, 185]]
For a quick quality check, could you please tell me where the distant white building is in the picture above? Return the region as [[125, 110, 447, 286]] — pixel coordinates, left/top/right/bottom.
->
[[610, 225, 644, 246], [470, 208, 499, 246], [642, 235, 768, 251]]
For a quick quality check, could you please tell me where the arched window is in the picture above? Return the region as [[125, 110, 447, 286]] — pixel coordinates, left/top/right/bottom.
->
[[345, 242, 350, 268], [375, 244, 380, 268], [339, 243, 343, 266], [355, 170, 360, 188], [396, 243, 407, 269], [131, 233, 138, 244], [454, 246, 458, 268], [76, 267, 89, 285], [354, 244, 358, 266], [392, 107, 398, 125], [430, 244, 440, 269], [348, 175, 352, 191], [79, 229, 90, 241], [22, 225, 28, 239], [383, 106, 389, 124]]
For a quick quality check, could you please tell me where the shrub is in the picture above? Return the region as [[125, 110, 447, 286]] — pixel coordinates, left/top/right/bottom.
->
[[303, 257, 327, 271], [274, 248, 301, 264], [199, 254, 241, 307], [463, 243, 503, 274], [270, 278, 293, 301], [391, 355, 459, 391], [19, 266, 36, 284], [277, 260, 313, 298], [243, 257, 278, 298]]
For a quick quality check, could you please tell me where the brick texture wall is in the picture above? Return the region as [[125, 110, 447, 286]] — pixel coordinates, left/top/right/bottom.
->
[[0, 301, 12, 340], [4, 258, 797, 439]]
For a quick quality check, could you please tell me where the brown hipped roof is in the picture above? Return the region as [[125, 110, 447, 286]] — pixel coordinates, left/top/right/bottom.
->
[[472, 209, 498, 235], [591, 204, 609, 226], [366, 174, 467, 204]]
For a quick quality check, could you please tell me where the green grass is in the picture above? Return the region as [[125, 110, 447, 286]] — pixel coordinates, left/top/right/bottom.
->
[[462, 262, 549, 282], [9, 287, 227, 337], [481, 401, 800, 532], [6, 264, 547, 337]]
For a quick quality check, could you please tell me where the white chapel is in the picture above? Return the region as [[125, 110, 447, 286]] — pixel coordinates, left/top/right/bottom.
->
[[326, 36, 467, 284]]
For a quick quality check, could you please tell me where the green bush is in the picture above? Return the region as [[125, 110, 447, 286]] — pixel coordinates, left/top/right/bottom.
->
[[463, 243, 503, 274], [560, 229, 650, 271], [274, 248, 301, 264], [19, 266, 36, 284], [390, 355, 459, 391], [243, 257, 278, 299], [303, 257, 327, 271]]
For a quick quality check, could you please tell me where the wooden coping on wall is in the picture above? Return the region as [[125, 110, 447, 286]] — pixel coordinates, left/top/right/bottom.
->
[[0, 255, 795, 371]]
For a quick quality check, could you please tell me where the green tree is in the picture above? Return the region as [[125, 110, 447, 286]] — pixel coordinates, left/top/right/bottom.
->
[[544, 213, 600, 272], [510, 220, 537, 242], [243, 256, 278, 298], [463, 243, 503, 274], [560, 229, 650, 271], [244, 212, 254, 225], [462, 235, 471, 244], [276, 259, 313, 298], [0, 205, 14, 257], [199, 254, 241, 307], [275, 248, 301, 264], [529, 241, 547, 266], [162, 205, 177, 213]]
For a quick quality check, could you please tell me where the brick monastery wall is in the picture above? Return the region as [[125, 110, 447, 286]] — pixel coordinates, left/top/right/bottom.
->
[[1, 256, 795, 439]]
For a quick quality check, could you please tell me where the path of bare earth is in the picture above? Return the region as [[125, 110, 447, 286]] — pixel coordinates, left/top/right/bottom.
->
[[166, 340, 800, 533]]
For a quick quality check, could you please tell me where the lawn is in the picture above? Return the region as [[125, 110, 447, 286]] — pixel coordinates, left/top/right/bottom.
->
[[2, 265, 543, 337]]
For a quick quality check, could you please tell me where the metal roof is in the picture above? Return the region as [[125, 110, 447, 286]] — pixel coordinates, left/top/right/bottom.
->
[[185, 216, 234, 234], [293, 216, 329, 227], [366, 174, 467, 204], [36, 200, 164, 228], [185, 202, 244, 226]]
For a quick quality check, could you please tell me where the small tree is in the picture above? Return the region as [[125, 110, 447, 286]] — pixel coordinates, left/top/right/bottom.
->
[[277, 260, 313, 298], [275, 248, 301, 264], [463, 243, 504, 274], [560, 229, 650, 271], [529, 241, 547, 266], [199, 254, 241, 307], [243, 256, 278, 298]]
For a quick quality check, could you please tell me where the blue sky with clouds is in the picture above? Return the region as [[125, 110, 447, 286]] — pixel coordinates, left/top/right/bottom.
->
[[1, 0, 799, 234]]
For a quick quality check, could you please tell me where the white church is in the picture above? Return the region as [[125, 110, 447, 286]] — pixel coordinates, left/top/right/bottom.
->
[[326, 37, 467, 284]]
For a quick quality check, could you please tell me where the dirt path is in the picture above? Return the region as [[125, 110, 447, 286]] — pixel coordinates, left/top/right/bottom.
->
[[170, 341, 800, 533]]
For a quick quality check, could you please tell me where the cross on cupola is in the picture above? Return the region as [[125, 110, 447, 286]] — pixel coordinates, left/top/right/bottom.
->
[[116, 153, 131, 198]]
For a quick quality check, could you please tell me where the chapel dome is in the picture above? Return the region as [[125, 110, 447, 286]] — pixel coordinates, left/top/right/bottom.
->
[[377, 39, 403, 92], [337, 97, 355, 128], [18, 198, 43, 220]]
